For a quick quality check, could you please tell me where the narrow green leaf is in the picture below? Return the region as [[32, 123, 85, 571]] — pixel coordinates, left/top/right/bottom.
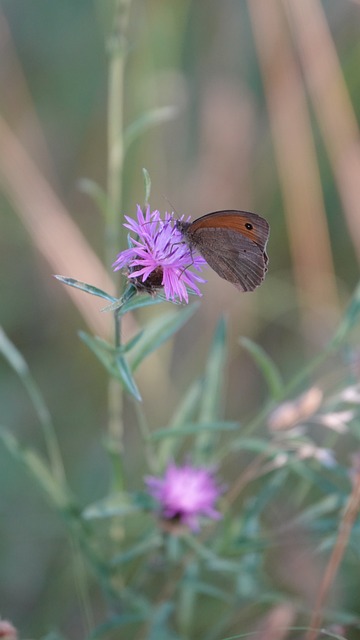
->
[[151, 421, 239, 441], [40, 633, 67, 640], [124, 106, 178, 154], [199, 317, 227, 422], [77, 178, 108, 217], [178, 563, 198, 635], [332, 280, 360, 347], [0, 429, 73, 512], [130, 303, 199, 371], [183, 579, 232, 603], [103, 287, 169, 314], [240, 337, 283, 400], [55, 276, 117, 302], [143, 167, 151, 205], [158, 379, 203, 465], [0, 326, 28, 376], [111, 534, 162, 566], [79, 331, 116, 372], [169, 380, 203, 428], [0, 327, 65, 484], [119, 293, 165, 316], [123, 330, 145, 353], [227, 436, 279, 456], [148, 602, 178, 640], [292, 494, 341, 526], [157, 380, 202, 469], [88, 613, 148, 639], [184, 536, 244, 571], [115, 354, 142, 401], [79, 332, 141, 400], [184, 536, 221, 563], [101, 282, 138, 312], [245, 468, 288, 517], [83, 493, 140, 520], [195, 318, 227, 457]]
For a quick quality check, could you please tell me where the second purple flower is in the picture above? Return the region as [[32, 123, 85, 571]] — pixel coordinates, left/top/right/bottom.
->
[[145, 461, 224, 533]]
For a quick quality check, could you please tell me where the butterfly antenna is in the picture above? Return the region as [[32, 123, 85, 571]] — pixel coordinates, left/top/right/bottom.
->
[[162, 195, 181, 221]]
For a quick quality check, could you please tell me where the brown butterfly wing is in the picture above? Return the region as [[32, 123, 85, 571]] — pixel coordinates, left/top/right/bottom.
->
[[190, 227, 267, 291], [187, 211, 269, 292], [189, 210, 269, 251]]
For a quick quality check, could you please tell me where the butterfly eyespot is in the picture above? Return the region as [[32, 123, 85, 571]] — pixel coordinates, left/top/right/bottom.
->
[[245, 223, 253, 230]]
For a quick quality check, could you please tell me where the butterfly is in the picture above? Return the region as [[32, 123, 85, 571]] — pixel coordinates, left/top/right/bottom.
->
[[176, 210, 269, 291]]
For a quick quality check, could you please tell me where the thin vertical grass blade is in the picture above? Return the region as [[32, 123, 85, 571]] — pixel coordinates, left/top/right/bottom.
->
[[195, 318, 227, 457], [0, 429, 72, 511], [199, 317, 227, 423], [240, 337, 283, 400], [0, 327, 65, 484]]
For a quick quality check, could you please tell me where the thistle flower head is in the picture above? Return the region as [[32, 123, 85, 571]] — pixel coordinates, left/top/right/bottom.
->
[[113, 206, 206, 303], [145, 461, 223, 532]]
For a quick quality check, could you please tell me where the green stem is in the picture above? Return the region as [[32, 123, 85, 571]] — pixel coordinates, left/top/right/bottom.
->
[[70, 534, 94, 635], [106, 0, 133, 457], [107, 309, 125, 489], [106, 0, 132, 274], [133, 401, 158, 473]]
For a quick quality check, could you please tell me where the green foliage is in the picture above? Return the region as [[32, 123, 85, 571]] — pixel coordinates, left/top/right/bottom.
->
[[129, 303, 199, 371], [123, 106, 178, 156], [54, 276, 118, 303], [80, 301, 199, 401], [240, 336, 284, 400], [3, 269, 360, 638], [142, 168, 152, 206], [0, 429, 73, 512], [3, 1, 360, 637], [332, 280, 360, 347], [77, 179, 109, 218]]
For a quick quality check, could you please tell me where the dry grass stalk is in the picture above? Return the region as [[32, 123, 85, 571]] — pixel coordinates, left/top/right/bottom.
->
[[0, 114, 114, 337], [247, 0, 339, 338], [287, 0, 360, 263], [305, 459, 360, 640], [254, 603, 296, 640]]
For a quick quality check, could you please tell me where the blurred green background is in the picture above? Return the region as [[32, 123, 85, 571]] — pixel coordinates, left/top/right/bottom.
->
[[1, 0, 360, 637]]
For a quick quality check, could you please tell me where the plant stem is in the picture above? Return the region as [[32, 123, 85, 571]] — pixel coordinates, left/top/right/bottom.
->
[[106, 0, 132, 272], [305, 466, 360, 640], [106, 0, 132, 458]]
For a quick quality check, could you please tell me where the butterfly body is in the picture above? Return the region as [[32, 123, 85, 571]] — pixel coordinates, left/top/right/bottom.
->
[[176, 210, 269, 292]]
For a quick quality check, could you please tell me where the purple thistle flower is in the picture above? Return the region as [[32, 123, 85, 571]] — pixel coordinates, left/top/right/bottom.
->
[[113, 205, 206, 303], [145, 461, 223, 532]]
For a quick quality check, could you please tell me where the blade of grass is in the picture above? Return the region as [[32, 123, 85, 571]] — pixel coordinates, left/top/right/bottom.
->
[[240, 337, 284, 400], [157, 379, 203, 466], [150, 421, 239, 441], [124, 106, 178, 154], [0, 327, 65, 485], [0, 428, 73, 511], [196, 318, 227, 457]]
